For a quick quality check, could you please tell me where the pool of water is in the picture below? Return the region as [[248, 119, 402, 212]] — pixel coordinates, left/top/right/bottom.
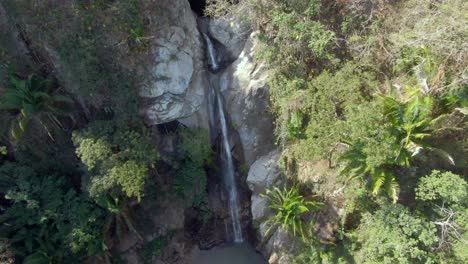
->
[[192, 242, 266, 264]]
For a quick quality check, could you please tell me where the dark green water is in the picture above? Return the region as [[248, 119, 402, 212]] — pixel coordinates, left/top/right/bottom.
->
[[192, 243, 266, 264]]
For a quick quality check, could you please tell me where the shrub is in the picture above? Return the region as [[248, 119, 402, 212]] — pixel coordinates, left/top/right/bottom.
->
[[172, 128, 212, 207], [0, 163, 105, 263], [354, 203, 438, 263], [72, 120, 158, 201]]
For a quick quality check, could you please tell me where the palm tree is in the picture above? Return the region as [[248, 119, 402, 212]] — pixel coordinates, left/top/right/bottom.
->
[[0, 73, 73, 142], [339, 143, 400, 203], [381, 86, 454, 164], [340, 87, 454, 203], [96, 194, 143, 246]]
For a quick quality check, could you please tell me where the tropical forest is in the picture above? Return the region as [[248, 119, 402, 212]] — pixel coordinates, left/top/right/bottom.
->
[[0, 0, 466, 263]]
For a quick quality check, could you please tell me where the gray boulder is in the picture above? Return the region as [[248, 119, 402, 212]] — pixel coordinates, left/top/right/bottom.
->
[[247, 150, 281, 193]]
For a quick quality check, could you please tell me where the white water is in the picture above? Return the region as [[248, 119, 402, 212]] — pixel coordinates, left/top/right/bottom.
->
[[217, 94, 244, 242], [203, 33, 220, 71], [204, 33, 243, 242]]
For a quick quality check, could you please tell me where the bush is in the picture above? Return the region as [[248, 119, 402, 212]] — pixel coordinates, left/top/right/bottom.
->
[[0, 163, 105, 263], [354, 203, 438, 263], [172, 128, 212, 207], [72, 120, 158, 201]]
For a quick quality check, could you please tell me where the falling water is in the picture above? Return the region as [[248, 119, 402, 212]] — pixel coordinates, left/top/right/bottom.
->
[[204, 33, 244, 243], [216, 94, 244, 243], [203, 33, 220, 72]]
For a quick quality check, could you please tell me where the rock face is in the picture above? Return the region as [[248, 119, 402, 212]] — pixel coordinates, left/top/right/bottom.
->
[[140, 0, 207, 125], [247, 150, 281, 194], [247, 150, 281, 221], [207, 15, 251, 63], [220, 31, 276, 166]]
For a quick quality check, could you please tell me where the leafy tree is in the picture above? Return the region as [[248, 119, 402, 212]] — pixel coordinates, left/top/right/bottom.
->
[[0, 74, 73, 142], [354, 203, 438, 264], [72, 121, 158, 245], [262, 185, 322, 239], [0, 163, 105, 263], [72, 120, 158, 201], [340, 87, 455, 202], [338, 102, 402, 202], [416, 170, 467, 259]]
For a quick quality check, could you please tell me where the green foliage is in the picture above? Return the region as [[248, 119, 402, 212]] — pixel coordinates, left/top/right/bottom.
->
[[0, 74, 73, 142], [0, 163, 105, 263], [2, 0, 146, 121], [138, 232, 174, 264], [416, 170, 467, 205], [251, 0, 338, 76], [72, 120, 158, 201], [393, 46, 437, 75], [172, 128, 212, 208], [381, 87, 433, 156], [95, 194, 144, 243], [416, 170, 467, 260], [354, 203, 438, 264], [340, 87, 455, 202], [340, 143, 400, 203], [0, 146, 6, 156], [294, 239, 355, 264], [262, 185, 322, 239], [287, 110, 305, 138], [274, 62, 378, 158]]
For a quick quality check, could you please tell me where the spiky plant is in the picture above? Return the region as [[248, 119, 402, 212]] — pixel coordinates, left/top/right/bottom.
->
[[261, 185, 322, 240], [0, 74, 73, 142]]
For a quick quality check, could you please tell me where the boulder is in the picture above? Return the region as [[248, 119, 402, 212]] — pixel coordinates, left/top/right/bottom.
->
[[251, 194, 269, 221], [263, 227, 296, 257], [247, 151, 281, 193]]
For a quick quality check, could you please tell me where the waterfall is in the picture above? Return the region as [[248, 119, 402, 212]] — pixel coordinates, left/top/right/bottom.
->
[[204, 33, 244, 243], [203, 33, 220, 72], [216, 94, 244, 243]]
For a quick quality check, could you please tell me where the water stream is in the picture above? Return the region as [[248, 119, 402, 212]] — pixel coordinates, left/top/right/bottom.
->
[[204, 33, 244, 243]]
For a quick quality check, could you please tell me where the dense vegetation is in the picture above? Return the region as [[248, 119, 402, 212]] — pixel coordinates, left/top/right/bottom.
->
[[0, 0, 466, 263], [209, 0, 467, 262], [0, 1, 215, 263]]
